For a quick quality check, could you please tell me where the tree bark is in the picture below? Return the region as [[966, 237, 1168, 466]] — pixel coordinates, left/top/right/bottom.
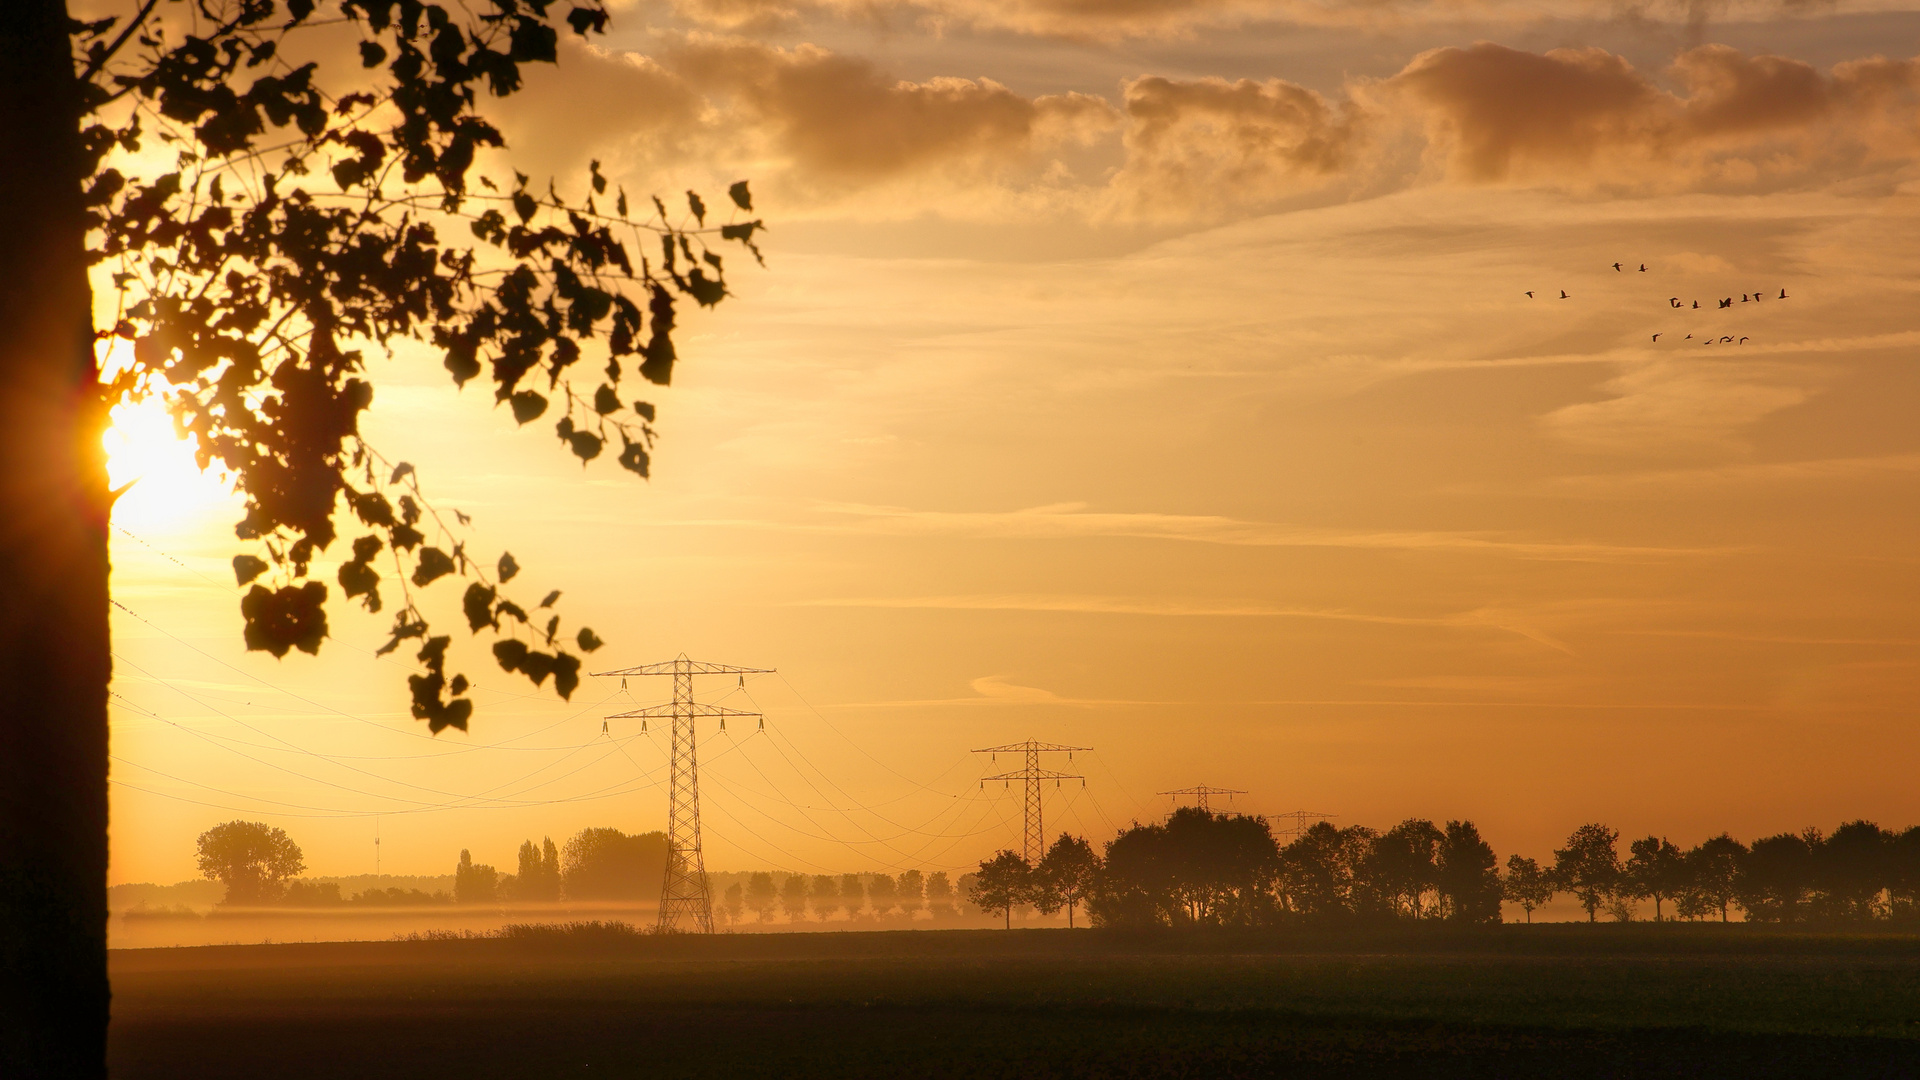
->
[[0, 2, 110, 1075]]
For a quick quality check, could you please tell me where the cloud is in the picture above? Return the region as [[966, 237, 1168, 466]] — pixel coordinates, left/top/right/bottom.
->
[[1388, 42, 1920, 188], [1540, 358, 1817, 452], [792, 592, 1579, 651], [1107, 75, 1363, 217]]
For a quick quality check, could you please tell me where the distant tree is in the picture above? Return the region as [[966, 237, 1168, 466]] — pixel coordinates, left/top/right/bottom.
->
[[1037, 834, 1101, 928], [970, 851, 1032, 929], [1552, 823, 1621, 923], [840, 873, 866, 919], [1502, 855, 1554, 923], [515, 837, 562, 902], [1682, 834, 1746, 923], [722, 882, 745, 928], [1277, 822, 1377, 920], [779, 873, 807, 922], [1739, 831, 1817, 922], [454, 849, 499, 904], [745, 872, 778, 923], [925, 871, 955, 919], [1434, 821, 1502, 924], [1890, 827, 1920, 923], [897, 869, 925, 918], [561, 828, 668, 900], [810, 874, 840, 922], [867, 873, 898, 917], [282, 881, 343, 906], [1093, 810, 1280, 928], [195, 821, 304, 906], [1365, 819, 1444, 919], [1624, 837, 1687, 921], [1815, 820, 1891, 922], [955, 872, 981, 915]]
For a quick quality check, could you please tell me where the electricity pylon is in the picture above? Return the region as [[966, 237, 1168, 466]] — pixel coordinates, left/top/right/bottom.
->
[[1159, 785, 1246, 813], [1265, 809, 1337, 842], [596, 655, 771, 933], [974, 740, 1088, 864]]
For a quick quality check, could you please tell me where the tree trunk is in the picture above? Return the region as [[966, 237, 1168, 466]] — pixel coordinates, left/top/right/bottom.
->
[[0, 3, 110, 1075]]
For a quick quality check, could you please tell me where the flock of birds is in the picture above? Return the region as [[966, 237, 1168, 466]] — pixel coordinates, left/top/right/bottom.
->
[[1525, 260, 1791, 346]]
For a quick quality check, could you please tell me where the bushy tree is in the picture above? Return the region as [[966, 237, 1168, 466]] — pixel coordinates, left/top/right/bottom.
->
[[809, 874, 839, 922], [561, 828, 666, 900], [744, 871, 777, 923], [1815, 820, 1891, 921], [1624, 836, 1686, 921], [195, 820, 304, 905], [1739, 831, 1817, 922], [515, 836, 561, 901], [970, 851, 1031, 929], [924, 871, 954, 919], [1552, 824, 1620, 923], [867, 872, 898, 917], [1682, 834, 1745, 923], [896, 869, 924, 918], [778, 873, 807, 922], [721, 882, 744, 928], [1036, 834, 1100, 928], [839, 873, 864, 919], [4, 0, 760, 1068], [1277, 822, 1376, 920], [1092, 809, 1279, 927], [1365, 819, 1444, 919], [1502, 854, 1554, 923], [1434, 820, 1501, 924], [454, 849, 498, 904]]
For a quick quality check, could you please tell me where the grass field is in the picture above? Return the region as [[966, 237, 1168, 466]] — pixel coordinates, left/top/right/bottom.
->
[[108, 925, 1920, 1078]]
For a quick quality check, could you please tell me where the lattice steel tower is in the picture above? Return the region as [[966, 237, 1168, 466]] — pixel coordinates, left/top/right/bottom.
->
[[596, 656, 771, 933], [974, 740, 1088, 863], [1159, 785, 1246, 813]]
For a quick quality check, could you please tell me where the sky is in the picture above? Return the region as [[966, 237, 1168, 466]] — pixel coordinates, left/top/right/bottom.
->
[[101, 0, 1918, 887]]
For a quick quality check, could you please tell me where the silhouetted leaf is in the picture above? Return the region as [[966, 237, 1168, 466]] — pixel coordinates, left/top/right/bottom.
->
[[632, 401, 655, 421], [497, 551, 520, 583], [576, 627, 604, 653], [552, 652, 581, 699], [492, 639, 528, 673], [538, 589, 561, 608], [389, 461, 414, 484], [509, 389, 547, 424], [568, 431, 602, 461], [412, 546, 455, 586], [687, 190, 706, 225], [462, 582, 497, 632], [593, 384, 620, 415], [728, 180, 752, 211], [359, 41, 387, 68], [232, 554, 269, 585], [240, 582, 328, 657]]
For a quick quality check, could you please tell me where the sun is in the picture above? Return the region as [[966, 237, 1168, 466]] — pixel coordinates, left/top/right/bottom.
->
[[103, 396, 235, 533]]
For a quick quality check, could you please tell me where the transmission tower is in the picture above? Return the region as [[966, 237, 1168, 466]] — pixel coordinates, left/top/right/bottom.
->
[[1159, 785, 1246, 813], [974, 740, 1087, 863], [596, 655, 772, 933], [1265, 809, 1338, 842]]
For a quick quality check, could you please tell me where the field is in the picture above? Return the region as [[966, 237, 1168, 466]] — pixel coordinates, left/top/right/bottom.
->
[[109, 925, 1920, 1078]]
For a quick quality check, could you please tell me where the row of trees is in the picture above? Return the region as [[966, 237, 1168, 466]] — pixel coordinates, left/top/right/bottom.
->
[[193, 822, 666, 906], [718, 869, 970, 924], [1504, 822, 1920, 924], [966, 813, 1920, 928]]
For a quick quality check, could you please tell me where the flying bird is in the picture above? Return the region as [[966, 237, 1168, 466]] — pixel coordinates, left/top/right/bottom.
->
[[1721, 336, 1734, 343], [1613, 262, 1623, 271], [1652, 333, 1661, 342], [1639, 264, 1648, 272], [1559, 290, 1569, 299], [1742, 294, 1751, 302], [1719, 298, 1733, 308], [1669, 297, 1682, 308], [1740, 336, 1749, 344], [1685, 334, 1693, 339], [1525, 291, 1534, 298], [1692, 301, 1700, 309], [1779, 289, 1789, 299]]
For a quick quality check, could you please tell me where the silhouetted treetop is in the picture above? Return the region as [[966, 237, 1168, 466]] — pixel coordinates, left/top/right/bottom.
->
[[79, 0, 763, 731]]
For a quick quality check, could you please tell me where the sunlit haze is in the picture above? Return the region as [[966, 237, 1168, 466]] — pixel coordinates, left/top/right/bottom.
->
[[101, 0, 1919, 894]]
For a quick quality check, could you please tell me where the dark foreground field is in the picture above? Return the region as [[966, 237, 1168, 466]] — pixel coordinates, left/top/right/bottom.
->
[[110, 926, 1920, 1079]]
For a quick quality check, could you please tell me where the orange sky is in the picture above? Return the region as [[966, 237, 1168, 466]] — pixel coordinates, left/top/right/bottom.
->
[[100, 0, 1919, 887]]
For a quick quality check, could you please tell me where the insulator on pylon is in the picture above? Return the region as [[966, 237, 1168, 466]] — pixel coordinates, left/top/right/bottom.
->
[[620, 678, 627, 690], [738, 675, 744, 687], [720, 718, 727, 733], [758, 717, 764, 732], [601, 720, 608, 735], [641, 719, 648, 733]]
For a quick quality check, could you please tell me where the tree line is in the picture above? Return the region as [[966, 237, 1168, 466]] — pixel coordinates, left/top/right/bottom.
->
[[964, 810, 1920, 927], [193, 822, 668, 906], [716, 869, 976, 925]]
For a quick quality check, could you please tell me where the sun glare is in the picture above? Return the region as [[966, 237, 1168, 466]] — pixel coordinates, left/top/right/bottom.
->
[[104, 397, 233, 531]]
